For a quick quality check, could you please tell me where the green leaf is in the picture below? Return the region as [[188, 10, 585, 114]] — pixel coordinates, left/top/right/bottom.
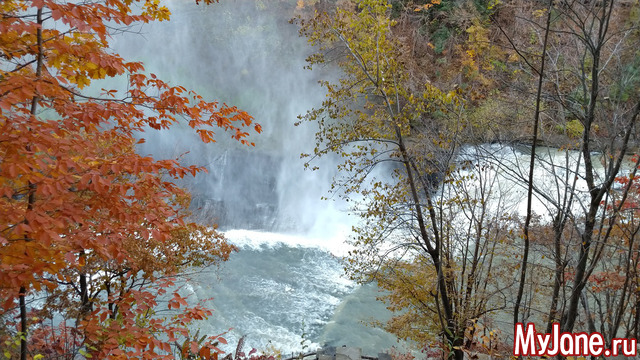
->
[[79, 349, 92, 358]]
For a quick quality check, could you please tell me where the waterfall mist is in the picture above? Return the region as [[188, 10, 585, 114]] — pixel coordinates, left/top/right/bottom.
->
[[114, 0, 350, 239], [104, 0, 402, 354]]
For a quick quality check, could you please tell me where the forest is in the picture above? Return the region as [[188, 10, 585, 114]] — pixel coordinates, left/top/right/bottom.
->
[[294, 0, 640, 359], [2, 0, 640, 359]]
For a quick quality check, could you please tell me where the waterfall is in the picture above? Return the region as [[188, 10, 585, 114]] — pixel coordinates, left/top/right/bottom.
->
[[104, 0, 401, 354], [110, 0, 348, 235]]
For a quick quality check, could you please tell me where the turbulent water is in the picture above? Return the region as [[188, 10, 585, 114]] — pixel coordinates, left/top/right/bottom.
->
[[187, 230, 399, 354], [105, 0, 403, 355], [104, 1, 629, 353]]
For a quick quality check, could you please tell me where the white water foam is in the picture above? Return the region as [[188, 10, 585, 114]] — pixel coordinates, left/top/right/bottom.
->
[[188, 230, 360, 354], [223, 227, 355, 258]]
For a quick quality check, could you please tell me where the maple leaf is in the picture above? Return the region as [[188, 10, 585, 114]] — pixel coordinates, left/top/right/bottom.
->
[[0, 0, 255, 358]]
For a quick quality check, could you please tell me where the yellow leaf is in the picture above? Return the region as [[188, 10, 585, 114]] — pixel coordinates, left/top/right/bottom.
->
[[533, 9, 547, 18], [75, 75, 90, 89]]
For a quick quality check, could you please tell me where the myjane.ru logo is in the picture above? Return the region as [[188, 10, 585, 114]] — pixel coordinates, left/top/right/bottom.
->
[[514, 323, 637, 357]]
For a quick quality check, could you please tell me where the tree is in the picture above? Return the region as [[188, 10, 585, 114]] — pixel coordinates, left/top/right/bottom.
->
[[295, 1, 515, 359], [491, 0, 640, 340], [298, 0, 640, 358], [0, 0, 261, 358]]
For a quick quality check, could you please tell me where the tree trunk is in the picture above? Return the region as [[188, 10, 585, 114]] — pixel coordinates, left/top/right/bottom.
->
[[514, 0, 553, 326], [19, 286, 27, 360], [20, 8, 44, 359]]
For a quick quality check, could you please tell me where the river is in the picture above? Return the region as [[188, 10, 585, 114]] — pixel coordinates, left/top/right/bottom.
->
[[108, 0, 404, 355]]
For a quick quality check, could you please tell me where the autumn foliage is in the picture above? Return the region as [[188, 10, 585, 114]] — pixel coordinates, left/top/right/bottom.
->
[[296, 0, 640, 359], [0, 0, 260, 358]]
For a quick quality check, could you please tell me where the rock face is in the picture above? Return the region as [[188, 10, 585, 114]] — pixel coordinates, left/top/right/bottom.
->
[[188, 149, 281, 230], [313, 347, 389, 360], [336, 347, 361, 360]]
